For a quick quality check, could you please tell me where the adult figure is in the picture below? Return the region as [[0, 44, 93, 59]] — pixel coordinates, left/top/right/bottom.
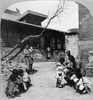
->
[[23, 45, 33, 73], [64, 54, 77, 87], [65, 50, 75, 68], [64, 50, 77, 86]]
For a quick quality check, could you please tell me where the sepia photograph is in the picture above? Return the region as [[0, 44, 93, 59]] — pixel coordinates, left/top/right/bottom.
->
[[0, 0, 93, 100]]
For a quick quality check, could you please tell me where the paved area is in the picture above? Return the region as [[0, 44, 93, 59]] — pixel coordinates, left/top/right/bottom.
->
[[0, 62, 93, 100]]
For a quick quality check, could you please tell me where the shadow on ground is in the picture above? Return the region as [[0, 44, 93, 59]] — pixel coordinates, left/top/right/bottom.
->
[[31, 69, 38, 75]]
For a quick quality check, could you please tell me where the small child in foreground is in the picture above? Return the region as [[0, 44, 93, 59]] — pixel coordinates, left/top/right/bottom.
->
[[5, 69, 19, 98], [55, 58, 65, 88], [22, 69, 31, 91]]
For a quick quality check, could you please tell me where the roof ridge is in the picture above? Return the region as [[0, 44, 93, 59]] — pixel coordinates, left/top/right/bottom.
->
[[17, 10, 47, 21]]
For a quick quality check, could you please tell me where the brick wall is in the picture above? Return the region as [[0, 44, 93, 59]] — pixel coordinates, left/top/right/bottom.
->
[[79, 4, 93, 77], [65, 34, 79, 58], [79, 3, 93, 41]]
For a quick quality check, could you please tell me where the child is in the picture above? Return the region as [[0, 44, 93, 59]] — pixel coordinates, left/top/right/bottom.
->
[[74, 61, 91, 94], [75, 77, 91, 94], [5, 69, 19, 98], [16, 69, 26, 92], [22, 69, 31, 91], [65, 60, 91, 94], [55, 57, 65, 88]]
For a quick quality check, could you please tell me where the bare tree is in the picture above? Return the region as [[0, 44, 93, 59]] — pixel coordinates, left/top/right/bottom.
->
[[1, 0, 65, 61]]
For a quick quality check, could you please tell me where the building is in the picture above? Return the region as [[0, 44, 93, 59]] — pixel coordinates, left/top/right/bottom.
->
[[1, 9, 66, 54], [17, 10, 47, 25]]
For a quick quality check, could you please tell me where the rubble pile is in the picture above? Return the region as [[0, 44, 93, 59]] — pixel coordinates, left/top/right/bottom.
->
[[1, 59, 27, 80]]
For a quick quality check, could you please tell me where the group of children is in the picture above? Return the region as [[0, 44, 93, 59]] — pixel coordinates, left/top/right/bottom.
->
[[2, 45, 34, 98], [3, 49, 92, 98], [55, 50, 91, 94], [5, 67, 31, 98]]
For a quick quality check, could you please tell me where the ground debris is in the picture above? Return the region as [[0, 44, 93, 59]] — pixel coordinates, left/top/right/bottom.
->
[[1, 59, 27, 81]]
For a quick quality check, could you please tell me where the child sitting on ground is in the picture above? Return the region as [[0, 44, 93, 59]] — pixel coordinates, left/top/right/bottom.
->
[[22, 69, 31, 91], [75, 61, 91, 94], [55, 57, 65, 88], [16, 68, 31, 92], [75, 76, 91, 94], [5, 69, 19, 98]]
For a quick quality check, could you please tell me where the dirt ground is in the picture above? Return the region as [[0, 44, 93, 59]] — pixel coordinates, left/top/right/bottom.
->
[[0, 62, 93, 100]]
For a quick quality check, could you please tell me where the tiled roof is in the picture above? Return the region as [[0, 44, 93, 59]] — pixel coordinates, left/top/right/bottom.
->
[[2, 18, 66, 34], [17, 10, 47, 21], [2, 9, 47, 23], [2, 13, 20, 21]]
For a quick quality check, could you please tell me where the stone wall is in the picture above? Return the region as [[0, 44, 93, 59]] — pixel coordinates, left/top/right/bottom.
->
[[65, 34, 79, 58], [79, 3, 93, 41], [79, 3, 93, 67]]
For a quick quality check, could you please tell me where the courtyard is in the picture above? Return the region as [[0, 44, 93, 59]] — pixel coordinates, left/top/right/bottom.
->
[[0, 62, 93, 100]]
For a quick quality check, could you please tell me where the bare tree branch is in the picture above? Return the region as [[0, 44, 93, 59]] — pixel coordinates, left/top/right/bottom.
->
[[1, 0, 65, 61], [54, 1, 65, 17]]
